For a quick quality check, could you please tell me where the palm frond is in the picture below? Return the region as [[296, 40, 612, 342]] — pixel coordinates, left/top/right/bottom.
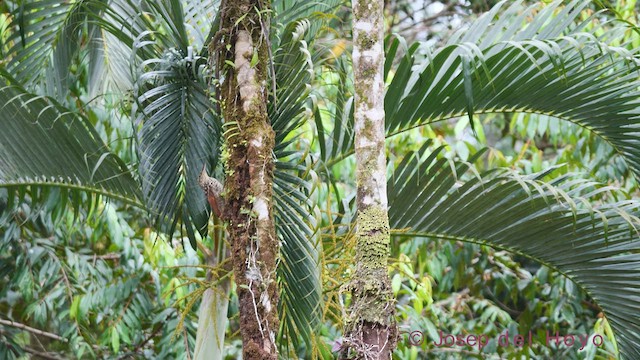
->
[[387, 0, 640, 177], [182, 0, 219, 50], [274, 156, 321, 352], [2, 0, 94, 97], [271, 19, 320, 147], [273, 0, 342, 30], [86, 0, 155, 99], [0, 72, 141, 207], [269, 16, 330, 352], [133, 38, 218, 243], [313, 56, 353, 164], [323, 1, 640, 182], [388, 144, 640, 358]]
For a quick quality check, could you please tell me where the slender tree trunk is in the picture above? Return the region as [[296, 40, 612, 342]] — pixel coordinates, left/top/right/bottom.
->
[[343, 0, 396, 359], [215, 1, 279, 359]]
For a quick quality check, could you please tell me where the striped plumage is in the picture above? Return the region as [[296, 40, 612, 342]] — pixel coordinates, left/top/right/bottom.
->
[[198, 165, 224, 218]]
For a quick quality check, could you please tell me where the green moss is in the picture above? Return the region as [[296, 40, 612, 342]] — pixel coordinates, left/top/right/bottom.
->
[[346, 268, 394, 326], [361, 66, 377, 81], [358, 33, 376, 49], [354, 69, 377, 108], [354, 85, 367, 104], [355, 156, 378, 188], [357, 0, 381, 15], [356, 206, 390, 269], [347, 187, 392, 327]]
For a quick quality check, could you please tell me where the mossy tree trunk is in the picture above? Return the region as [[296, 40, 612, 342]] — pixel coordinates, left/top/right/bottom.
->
[[343, 0, 397, 359], [215, 0, 279, 359]]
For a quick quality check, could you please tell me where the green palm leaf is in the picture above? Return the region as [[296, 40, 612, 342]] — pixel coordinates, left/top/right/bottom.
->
[[86, 0, 156, 99], [387, 0, 640, 177], [0, 71, 141, 207], [273, 0, 342, 30], [322, 0, 640, 182], [274, 158, 321, 352], [133, 37, 218, 242], [2, 0, 96, 97], [388, 144, 640, 358], [270, 16, 334, 351], [313, 56, 353, 164], [182, 0, 218, 50]]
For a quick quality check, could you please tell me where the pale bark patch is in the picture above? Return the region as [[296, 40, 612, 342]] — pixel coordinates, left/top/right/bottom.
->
[[362, 48, 381, 59], [253, 197, 269, 220], [251, 137, 263, 148], [365, 109, 384, 122], [235, 31, 261, 114], [354, 21, 373, 32]]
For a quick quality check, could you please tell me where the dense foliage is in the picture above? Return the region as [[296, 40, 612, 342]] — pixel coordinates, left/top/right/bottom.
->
[[1, 0, 640, 359]]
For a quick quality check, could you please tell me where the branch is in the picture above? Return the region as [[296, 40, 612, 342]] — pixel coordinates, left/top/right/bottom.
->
[[95, 253, 121, 260], [484, 289, 522, 318], [23, 347, 63, 360], [116, 324, 164, 360], [0, 319, 68, 342]]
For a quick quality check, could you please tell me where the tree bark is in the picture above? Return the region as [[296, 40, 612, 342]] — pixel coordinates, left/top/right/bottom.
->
[[215, 1, 279, 359], [343, 0, 396, 359]]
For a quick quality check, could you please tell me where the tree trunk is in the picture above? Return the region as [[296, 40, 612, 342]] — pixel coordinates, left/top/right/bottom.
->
[[215, 1, 279, 359], [343, 0, 397, 359]]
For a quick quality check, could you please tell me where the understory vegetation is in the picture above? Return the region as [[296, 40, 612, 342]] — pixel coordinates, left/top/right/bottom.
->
[[1, 0, 640, 359]]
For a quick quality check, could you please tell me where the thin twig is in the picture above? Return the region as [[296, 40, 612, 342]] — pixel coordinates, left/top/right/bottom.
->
[[23, 347, 63, 360], [95, 253, 121, 260], [183, 327, 192, 360], [116, 325, 164, 360], [0, 319, 68, 343], [52, 255, 73, 301]]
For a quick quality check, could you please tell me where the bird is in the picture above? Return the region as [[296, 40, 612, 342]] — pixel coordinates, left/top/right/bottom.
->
[[198, 165, 225, 218]]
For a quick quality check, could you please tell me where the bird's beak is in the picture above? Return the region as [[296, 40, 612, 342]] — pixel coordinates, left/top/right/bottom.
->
[[199, 164, 208, 183]]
